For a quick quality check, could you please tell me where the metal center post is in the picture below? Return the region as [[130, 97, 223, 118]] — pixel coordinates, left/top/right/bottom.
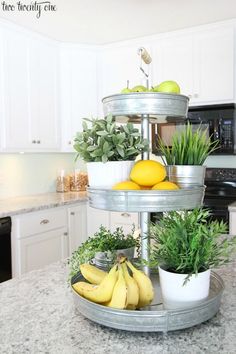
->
[[140, 114, 150, 275]]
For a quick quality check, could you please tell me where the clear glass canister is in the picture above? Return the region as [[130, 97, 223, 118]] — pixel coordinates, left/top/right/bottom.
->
[[70, 171, 88, 191], [56, 170, 70, 192]]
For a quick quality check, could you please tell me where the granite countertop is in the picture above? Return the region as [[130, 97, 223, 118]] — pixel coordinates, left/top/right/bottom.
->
[[0, 192, 88, 218], [0, 260, 235, 354], [228, 201, 236, 212]]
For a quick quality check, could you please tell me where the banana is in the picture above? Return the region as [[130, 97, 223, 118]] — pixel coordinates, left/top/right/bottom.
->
[[73, 264, 118, 303], [72, 281, 98, 293], [121, 262, 139, 308], [126, 261, 154, 308], [80, 263, 107, 284], [106, 265, 127, 309]]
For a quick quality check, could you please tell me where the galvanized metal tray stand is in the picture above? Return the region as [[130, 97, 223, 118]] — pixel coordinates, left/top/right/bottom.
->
[[72, 92, 224, 332], [102, 92, 189, 123], [71, 271, 224, 332]]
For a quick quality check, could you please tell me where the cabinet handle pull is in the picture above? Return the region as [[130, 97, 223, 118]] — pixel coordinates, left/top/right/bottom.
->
[[70, 212, 75, 216], [121, 213, 131, 218], [32, 140, 36, 144], [63, 232, 68, 236], [40, 219, 49, 224], [68, 141, 72, 145], [37, 140, 41, 144]]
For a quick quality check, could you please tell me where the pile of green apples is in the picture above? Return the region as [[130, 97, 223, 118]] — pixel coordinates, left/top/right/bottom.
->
[[121, 80, 180, 94]]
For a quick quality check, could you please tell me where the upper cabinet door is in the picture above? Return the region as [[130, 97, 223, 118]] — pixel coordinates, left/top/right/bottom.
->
[[60, 46, 98, 152], [2, 29, 32, 150], [192, 26, 235, 104], [152, 35, 194, 98], [29, 39, 60, 150]]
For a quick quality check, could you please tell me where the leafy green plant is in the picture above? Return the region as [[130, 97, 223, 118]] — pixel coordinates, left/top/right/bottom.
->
[[149, 208, 236, 278], [73, 114, 149, 163], [68, 225, 139, 279], [158, 122, 219, 165]]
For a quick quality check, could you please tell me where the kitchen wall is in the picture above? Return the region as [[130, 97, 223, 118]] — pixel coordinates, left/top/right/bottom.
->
[[0, 153, 85, 199]]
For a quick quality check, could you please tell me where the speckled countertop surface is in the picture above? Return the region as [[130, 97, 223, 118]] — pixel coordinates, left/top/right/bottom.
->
[[0, 260, 235, 354], [0, 192, 87, 217]]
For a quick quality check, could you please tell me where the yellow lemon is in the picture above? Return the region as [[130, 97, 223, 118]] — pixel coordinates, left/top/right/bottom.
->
[[112, 181, 141, 190], [130, 160, 166, 187], [152, 181, 180, 190]]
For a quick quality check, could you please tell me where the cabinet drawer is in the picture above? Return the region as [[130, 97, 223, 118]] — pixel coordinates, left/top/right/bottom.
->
[[17, 208, 67, 238]]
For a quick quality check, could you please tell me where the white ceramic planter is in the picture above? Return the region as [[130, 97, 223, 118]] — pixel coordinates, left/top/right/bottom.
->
[[87, 160, 135, 188], [158, 266, 211, 309]]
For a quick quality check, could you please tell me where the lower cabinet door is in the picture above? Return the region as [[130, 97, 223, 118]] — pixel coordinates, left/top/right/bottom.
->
[[18, 228, 69, 274], [68, 203, 87, 254], [109, 212, 139, 234]]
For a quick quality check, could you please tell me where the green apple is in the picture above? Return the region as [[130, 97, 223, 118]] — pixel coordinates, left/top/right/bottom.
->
[[131, 85, 148, 92], [155, 80, 180, 94], [121, 87, 132, 93]]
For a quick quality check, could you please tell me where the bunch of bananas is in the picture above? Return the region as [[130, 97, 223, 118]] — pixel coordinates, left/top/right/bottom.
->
[[72, 257, 154, 310]]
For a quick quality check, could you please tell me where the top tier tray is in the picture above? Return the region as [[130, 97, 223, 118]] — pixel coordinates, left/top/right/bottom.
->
[[102, 92, 189, 123], [87, 186, 205, 213]]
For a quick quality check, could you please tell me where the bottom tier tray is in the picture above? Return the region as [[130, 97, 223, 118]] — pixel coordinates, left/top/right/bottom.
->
[[71, 271, 224, 332]]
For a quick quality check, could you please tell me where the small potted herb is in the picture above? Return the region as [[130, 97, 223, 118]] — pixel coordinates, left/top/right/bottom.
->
[[68, 225, 139, 280], [158, 122, 219, 187], [149, 208, 236, 308], [73, 114, 149, 188]]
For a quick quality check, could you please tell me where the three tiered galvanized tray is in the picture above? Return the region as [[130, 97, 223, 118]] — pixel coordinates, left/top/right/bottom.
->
[[71, 92, 224, 332]]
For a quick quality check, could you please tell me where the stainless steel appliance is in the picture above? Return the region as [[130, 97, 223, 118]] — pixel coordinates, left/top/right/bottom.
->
[[0, 217, 12, 282], [152, 103, 236, 155]]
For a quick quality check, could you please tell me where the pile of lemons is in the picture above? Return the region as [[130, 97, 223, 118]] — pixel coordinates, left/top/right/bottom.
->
[[112, 160, 179, 190]]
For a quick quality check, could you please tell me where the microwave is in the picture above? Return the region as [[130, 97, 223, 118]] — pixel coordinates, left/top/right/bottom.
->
[[151, 103, 236, 155]]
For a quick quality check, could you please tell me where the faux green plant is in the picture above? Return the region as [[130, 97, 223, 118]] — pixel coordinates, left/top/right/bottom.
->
[[73, 114, 149, 163], [158, 122, 219, 165], [149, 208, 236, 278], [68, 225, 139, 279]]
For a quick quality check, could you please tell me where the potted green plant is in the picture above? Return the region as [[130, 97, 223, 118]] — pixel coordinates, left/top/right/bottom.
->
[[158, 122, 219, 187], [149, 208, 236, 309], [68, 225, 139, 280], [73, 114, 149, 188]]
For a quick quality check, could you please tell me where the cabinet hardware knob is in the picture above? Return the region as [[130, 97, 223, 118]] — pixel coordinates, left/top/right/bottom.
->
[[193, 93, 199, 98], [121, 212, 131, 218], [63, 232, 68, 236], [68, 141, 71, 145], [70, 212, 75, 215], [37, 140, 41, 144], [40, 219, 49, 224], [32, 140, 36, 144]]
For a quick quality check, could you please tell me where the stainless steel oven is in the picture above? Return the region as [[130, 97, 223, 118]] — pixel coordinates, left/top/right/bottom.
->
[[152, 103, 236, 155]]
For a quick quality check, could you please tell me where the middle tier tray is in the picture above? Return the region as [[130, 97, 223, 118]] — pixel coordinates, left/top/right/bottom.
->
[[87, 186, 205, 212]]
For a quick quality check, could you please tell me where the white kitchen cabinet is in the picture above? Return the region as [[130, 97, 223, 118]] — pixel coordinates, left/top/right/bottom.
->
[[68, 203, 87, 253], [110, 211, 139, 234], [12, 207, 69, 276], [29, 38, 60, 150], [151, 24, 235, 105], [152, 34, 194, 98], [1, 27, 60, 152], [192, 26, 234, 104], [87, 204, 139, 236], [86, 205, 110, 236], [60, 46, 98, 152], [18, 228, 68, 274]]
